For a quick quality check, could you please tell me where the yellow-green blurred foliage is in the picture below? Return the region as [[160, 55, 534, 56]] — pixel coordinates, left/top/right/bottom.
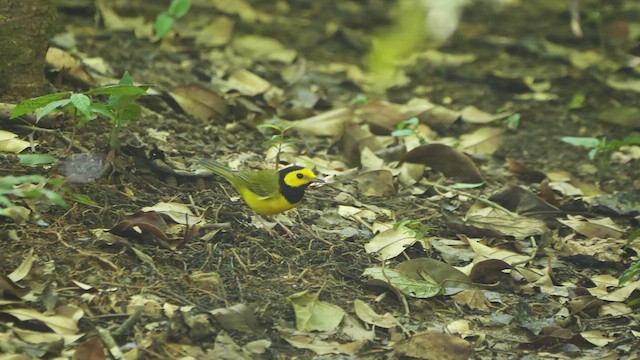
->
[[366, 0, 428, 89]]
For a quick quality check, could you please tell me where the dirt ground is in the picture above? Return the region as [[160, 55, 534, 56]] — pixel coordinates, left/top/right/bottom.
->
[[1, 0, 639, 359]]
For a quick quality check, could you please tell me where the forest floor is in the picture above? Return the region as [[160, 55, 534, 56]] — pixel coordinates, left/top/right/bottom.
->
[[1, 0, 639, 359]]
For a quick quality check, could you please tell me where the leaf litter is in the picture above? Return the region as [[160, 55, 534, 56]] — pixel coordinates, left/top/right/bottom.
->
[[1, 0, 640, 359]]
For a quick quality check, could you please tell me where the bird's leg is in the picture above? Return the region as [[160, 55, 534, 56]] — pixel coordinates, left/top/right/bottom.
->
[[272, 215, 296, 238], [253, 215, 296, 238], [255, 215, 280, 238]]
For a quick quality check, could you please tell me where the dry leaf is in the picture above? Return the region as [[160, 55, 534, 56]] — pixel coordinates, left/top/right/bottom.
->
[[168, 85, 228, 122], [353, 299, 401, 328], [399, 143, 483, 183], [459, 127, 505, 155], [287, 290, 345, 332], [394, 332, 472, 360]]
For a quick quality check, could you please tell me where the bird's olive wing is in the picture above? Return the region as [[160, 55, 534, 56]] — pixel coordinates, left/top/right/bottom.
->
[[234, 169, 280, 198]]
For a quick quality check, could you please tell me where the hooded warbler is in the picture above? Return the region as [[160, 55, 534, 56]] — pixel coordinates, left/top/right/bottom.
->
[[199, 159, 323, 216]]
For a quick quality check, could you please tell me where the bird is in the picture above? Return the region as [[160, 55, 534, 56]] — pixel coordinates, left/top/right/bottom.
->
[[199, 159, 324, 234]]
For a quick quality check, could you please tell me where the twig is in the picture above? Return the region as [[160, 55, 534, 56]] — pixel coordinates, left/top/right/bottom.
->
[[97, 327, 124, 360], [112, 306, 143, 337], [421, 180, 515, 215]]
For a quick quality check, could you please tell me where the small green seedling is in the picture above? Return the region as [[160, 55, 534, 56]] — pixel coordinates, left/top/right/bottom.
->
[[354, 93, 368, 105], [391, 117, 419, 137], [620, 260, 640, 286], [0, 175, 66, 218], [258, 119, 298, 169], [395, 219, 430, 240], [567, 93, 586, 110], [502, 113, 520, 130], [620, 229, 640, 286], [155, 0, 191, 37], [392, 117, 429, 144], [10, 72, 148, 151], [561, 136, 640, 174]]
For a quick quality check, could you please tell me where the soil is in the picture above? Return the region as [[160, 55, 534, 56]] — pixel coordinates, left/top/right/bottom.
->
[[1, 0, 639, 359]]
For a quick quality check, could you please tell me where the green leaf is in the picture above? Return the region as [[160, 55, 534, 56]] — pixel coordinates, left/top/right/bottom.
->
[[363, 267, 442, 298], [451, 182, 484, 189], [70, 93, 91, 112], [561, 137, 601, 148], [116, 103, 142, 124], [168, 0, 191, 18], [35, 99, 72, 122], [619, 260, 640, 285], [17, 154, 58, 166], [36, 188, 66, 206], [257, 123, 283, 131], [625, 229, 640, 248], [505, 113, 520, 129], [10, 92, 72, 119], [567, 93, 585, 110], [85, 84, 146, 96], [118, 71, 134, 86], [72, 193, 97, 206], [70, 93, 92, 118], [403, 117, 419, 126], [0, 175, 47, 188], [611, 136, 640, 148], [155, 12, 175, 37], [89, 103, 115, 119], [391, 129, 415, 137]]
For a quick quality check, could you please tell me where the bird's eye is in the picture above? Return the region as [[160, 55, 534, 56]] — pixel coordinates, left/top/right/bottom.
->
[[296, 173, 304, 179]]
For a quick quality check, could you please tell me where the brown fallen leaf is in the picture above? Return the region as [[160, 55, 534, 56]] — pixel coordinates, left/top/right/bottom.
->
[[355, 170, 395, 197], [167, 85, 228, 122], [469, 259, 516, 290], [73, 336, 105, 360], [452, 289, 492, 311], [210, 304, 263, 334], [394, 332, 472, 360], [488, 185, 560, 218], [109, 211, 168, 241], [46, 47, 95, 86], [355, 101, 405, 134], [458, 126, 505, 155], [285, 336, 363, 356], [506, 158, 547, 183], [398, 143, 483, 183], [0, 274, 30, 299]]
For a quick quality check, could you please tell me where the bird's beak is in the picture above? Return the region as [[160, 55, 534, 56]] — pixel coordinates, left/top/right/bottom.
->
[[310, 177, 325, 184]]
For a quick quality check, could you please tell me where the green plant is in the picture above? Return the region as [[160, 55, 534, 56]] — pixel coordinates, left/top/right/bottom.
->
[[561, 136, 640, 174], [394, 219, 430, 240], [10, 72, 147, 151], [500, 113, 520, 130], [620, 229, 640, 285], [0, 175, 66, 218], [155, 0, 191, 37], [391, 117, 428, 144], [620, 260, 640, 285], [258, 119, 298, 168], [567, 93, 586, 110], [354, 93, 368, 105]]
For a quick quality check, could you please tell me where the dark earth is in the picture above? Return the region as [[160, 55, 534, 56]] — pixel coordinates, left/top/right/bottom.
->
[[1, 0, 639, 359]]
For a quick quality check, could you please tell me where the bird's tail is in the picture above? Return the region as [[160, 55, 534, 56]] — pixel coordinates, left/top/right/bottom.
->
[[199, 159, 236, 184]]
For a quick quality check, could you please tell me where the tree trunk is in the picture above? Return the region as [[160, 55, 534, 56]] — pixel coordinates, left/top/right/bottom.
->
[[0, 0, 57, 102]]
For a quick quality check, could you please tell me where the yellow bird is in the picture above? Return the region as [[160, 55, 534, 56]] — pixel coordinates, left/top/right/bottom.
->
[[199, 159, 323, 216]]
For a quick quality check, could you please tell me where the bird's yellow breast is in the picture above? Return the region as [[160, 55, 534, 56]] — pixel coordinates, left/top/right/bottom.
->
[[238, 187, 300, 216]]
